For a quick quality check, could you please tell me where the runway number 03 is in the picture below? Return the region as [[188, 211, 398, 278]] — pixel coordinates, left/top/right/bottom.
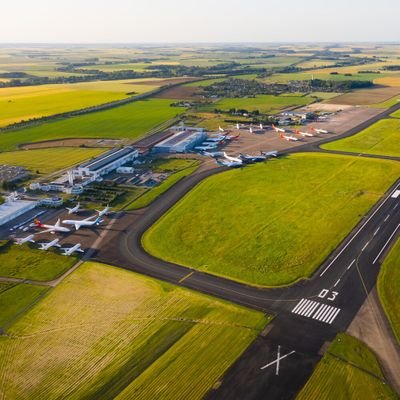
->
[[318, 289, 338, 301]]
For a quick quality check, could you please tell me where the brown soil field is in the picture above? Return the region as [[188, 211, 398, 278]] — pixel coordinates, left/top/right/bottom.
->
[[129, 77, 199, 86], [155, 85, 200, 100], [327, 86, 400, 105]]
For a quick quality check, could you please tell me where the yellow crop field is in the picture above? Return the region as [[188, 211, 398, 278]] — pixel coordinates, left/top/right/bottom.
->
[[0, 262, 268, 399]]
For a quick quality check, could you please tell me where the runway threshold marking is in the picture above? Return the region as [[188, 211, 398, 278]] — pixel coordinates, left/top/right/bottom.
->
[[373, 224, 400, 264], [319, 181, 400, 277], [291, 298, 341, 325], [178, 271, 194, 283], [260, 345, 296, 374]]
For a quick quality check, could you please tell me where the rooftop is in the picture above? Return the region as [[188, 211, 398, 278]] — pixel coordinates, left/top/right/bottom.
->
[[0, 199, 37, 220], [79, 147, 137, 172]]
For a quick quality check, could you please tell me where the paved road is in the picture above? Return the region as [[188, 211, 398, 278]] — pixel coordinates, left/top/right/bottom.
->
[[93, 102, 400, 399]]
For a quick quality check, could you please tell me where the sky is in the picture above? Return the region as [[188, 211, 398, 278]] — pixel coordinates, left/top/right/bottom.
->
[[1, 0, 399, 43]]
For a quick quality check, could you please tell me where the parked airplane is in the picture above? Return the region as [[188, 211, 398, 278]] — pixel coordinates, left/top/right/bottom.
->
[[34, 218, 71, 234], [202, 151, 225, 158], [61, 243, 84, 256], [194, 144, 218, 151], [216, 159, 243, 168], [38, 238, 61, 250], [261, 150, 279, 158], [240, 153, 267, 162], [311, 126, 329, 134], [259, 123, 264, 130], [249, 126, 253, 134], [223, 152, 242, 163], [236, 123, 240, 130], [62, 215, 103, 230], [294, 129, 314, 137], [272, 124, 285, 133], [15, 234, 35, 245], [279, 133, 299, 142], [66, 202, 81, 215], [96, 205, 110, 217]]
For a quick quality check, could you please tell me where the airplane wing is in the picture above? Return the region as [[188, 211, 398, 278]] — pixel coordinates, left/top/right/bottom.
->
[[36, 228, 54, 234], [74, 224, 81, 230]]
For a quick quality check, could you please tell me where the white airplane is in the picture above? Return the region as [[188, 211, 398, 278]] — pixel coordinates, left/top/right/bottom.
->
[[218, 126, 225, 132], [272, 124, 286, 133], [261, 150, 278, 158], [236, 123, 240, 130], [202, 151, 225, 158], [249, 126, 253, 134], [223, 152, 242, 163], [38, 238, 61, 251], [34, 218, 71, 234], [61, 243, 84, 256], [216, 159, 243, 168], [15, 234, 35, 245], [259, 123, 264, 130], [279, 133, 299, 142], [96, 205, 110, 217], [311, 126, 329, 134], [62, 215, 103, 231], [240, 153, 267, 162], [294, 129, 314, 137], [66, 202, 81, 215], [195, 144, 218, 151]]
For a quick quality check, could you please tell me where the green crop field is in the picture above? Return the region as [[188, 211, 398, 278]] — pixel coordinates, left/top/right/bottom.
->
[[378, 239, 400, 344], [297, 334, 397, 399], [0, 261, 269, 399], [0, 99, 181, 152], [0, 283, 48, 328], [264, 72, 385, 83], [0, 80, 161, 127], [0, 241, 77, 281], [391, 109, 400, 118], [200, 94, 314, 114], [143, 153, 400, 287], [322, 118, 400, 157], [0, 147, 106, 174]]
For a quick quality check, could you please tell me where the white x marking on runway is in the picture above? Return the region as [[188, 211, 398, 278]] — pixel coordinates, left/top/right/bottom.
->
[[260, 345, 296, 375]]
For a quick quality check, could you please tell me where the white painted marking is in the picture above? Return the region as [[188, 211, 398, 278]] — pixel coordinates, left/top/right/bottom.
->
[[334, 279, 341, 287], [276, 345, 281, 375], [373, 224, 400, 264], [295, 299, 312, 315], [347, 259, 356, 270], [373, 227, 380, 236], [260, 348, 296, 371], [291, 298, 307, 314], [394, 203, 399, 210], [313, 304, 329, 320], [391, 190, 400, 199], [304, 302, 320, 317], [316, 305, 333, 321], [384, 214, 390, 222], [321, 307, 337, 323], [361, 241, 370, 252], [301, 301, 317, 316], [319, 181, 400, 277], [326, 308, 341, 324]]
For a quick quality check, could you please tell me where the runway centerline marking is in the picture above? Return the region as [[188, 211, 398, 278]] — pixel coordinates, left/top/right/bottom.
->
[[361, 241, 370, 252], [384, 214, 390, 222], [319, 181, 400, 277], [373, 227, 380, 236], [373, 224, 400, 264], [178, 271, 194, 283], [333, 278, 341, 287], [347, 259, 356, 270], [260, 345, 296, 374]]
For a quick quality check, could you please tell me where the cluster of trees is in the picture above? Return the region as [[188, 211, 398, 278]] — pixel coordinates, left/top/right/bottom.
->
[[307, 79, 374, 90], [382, 65, 400, 71]]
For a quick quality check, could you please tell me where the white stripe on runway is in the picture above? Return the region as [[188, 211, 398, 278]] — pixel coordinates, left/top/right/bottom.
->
[[291, 299, 341, 325], [373, 224, 400, 264]]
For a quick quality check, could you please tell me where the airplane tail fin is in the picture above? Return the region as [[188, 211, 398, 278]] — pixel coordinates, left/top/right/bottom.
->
[[55, 219, 61, 227], [34, 219, 42, 226]]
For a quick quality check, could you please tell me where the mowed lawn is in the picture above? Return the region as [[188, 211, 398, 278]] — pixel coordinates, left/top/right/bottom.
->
[[297, 334, 397, 399], [0, 261, 269, 399], [0, 99, 181, 151], [322, 119, 400, 157], [200, 94, 314, 114], [143, 153, 400, 286], [378, 239, 400, 344], [0, 80, 161, 127], [0, 241, 77, 281], [0, 147, 106, 174]]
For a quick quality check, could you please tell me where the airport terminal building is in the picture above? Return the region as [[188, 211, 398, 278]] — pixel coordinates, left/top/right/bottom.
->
[[0, 198, 37, 226], [152, 127, 206, 153]]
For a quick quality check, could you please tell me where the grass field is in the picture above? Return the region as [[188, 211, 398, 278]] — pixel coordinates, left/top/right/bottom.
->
[[0, 99, 181, 152], [0, 241, 77, 281], [0, 147, 105, 174], [377, 239, 400, 344], [0, 80, 161, 127], [200, 94, 314, 114], [297, 334, 397, 400], [391, 109, 400, 118], [143, 153, 400, 287], [0, 261, 269, 399], [322, 119, 400, 157], [126, 160, 200, 210], [264, 72, 384, 83], [0, 283, 48, 328]]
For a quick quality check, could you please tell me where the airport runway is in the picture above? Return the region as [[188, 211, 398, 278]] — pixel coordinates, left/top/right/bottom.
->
[[92, 103, 400, 399]]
